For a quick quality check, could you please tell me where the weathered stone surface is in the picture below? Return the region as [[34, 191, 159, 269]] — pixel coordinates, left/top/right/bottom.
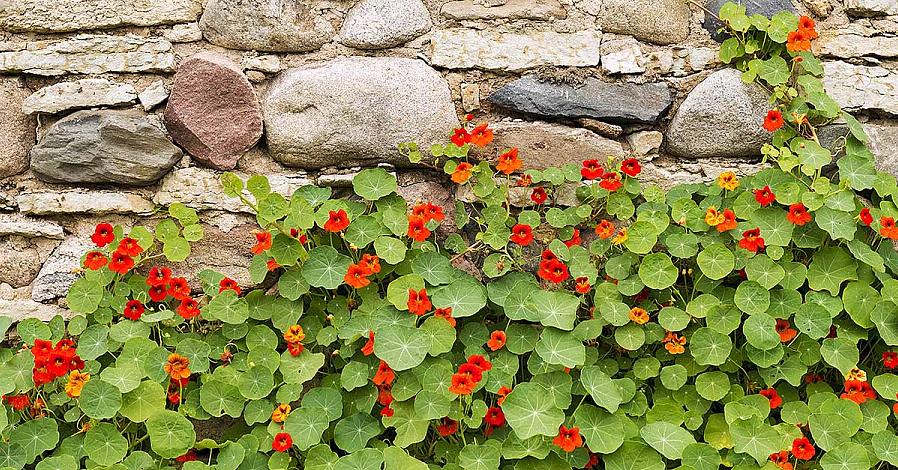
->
[[0, 299, 69, 321], [666, 69, 770, 158], [0, 0, 202, 32], [163, 221, 256, 288], [704, 0, 795, 41], [441, 0, 566, 20], [824, 61, 898, 115], [600, 37, 646, 75], [487, 121, 624, 170], [264, 57, 457, 169], [0, 78, 34, 178], [199, 0, 334, 52], [815, 32, 898, 58], [16, 191, 155, 215], [30, 110, 182, 186], [31, 238, 91, 301], [0, 35, 175, 76], [153, 167, 313, 212], [598, 0, 690, 45], [22, 79, 137, 115], [164, 22, 203, 42], [865, 122, 898, 175], [340, 0, 432, 49], [0, 240, 43, 288], [139, 80, 169, 111], [461, 83, 480, 112], [577, 118, 623, 138], [627, 131, 663, 156], [0, 214, 64, 239], [242, 55, 281, 74], [641, 157, 763, 189], [430, 29, 602, 70], [487, 75, 672, 124], [845, 0, 898, 16], [164, 53, 263, 171]]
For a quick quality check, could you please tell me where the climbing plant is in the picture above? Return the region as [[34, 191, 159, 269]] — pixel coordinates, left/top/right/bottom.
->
[[3, 3, 898, 470]]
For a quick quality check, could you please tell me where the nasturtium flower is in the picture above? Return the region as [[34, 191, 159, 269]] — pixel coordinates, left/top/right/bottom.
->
[[108, 251, 134, 275], [574, 277, 591, 294], [847, 367, 867, 382], [585, 454, 600, 470], [884, 351, 898, 369], [759, 387, 782, 409], [859, 207, 873, 226], [841, 380, 876, 404], [769, 451, 791, 470], [787, 28, 812, 52], [786, 203, 812, 226], [448, 373, 476, 395], [469, 123, 494, 148], [553, 425, 583, 452], [218, 277, 241, 295], [148, 284, 168, 302], [717, 171, 739, 191], [380, 405, 394, 417], [359, 254, 381, 275], [373, 360, 395, 386], [164, 354, 191, 381], [412, 202, 445, 224], [91, 223, 115, 247], [123, 300, 145, 321], [497, 147, 522, 175], [176, 298, 200, 320], [457, 363, 483, 383], [407, 288, 432, 316], [620, 158, 641, 177], [663, 331, 686, 355], [271, 403, 291, 423], [64, 370, 90, 398], [530, 187, 547, 205], [117, 237, 143, 257], [484, 407, 506, 427], [599, 172, 623, 192], [611, 227, 628, 245], [487, 330, 506, 351], [467, 354, 492, 372], [716, 209, 737, 232], [451, 127, 471, 147], [284, 325, 305, 344], [792, 437, 816, 461], [434, 308, 455, 327], [705, 207, 725, 226], [437, 418, 458, 436], [754, 186, 776, 206], [267, 259, 281, 271], [287, 342, 304, 356], [168, 277, 190, 300], [581, 160, 603, 180], [272, 433, 293, 452], [324, 209, 350, 232], [147, 266, 172, 287], [564, 229, 581, 247], [361, 331, 375, 356], [2, 395, 30, 411], [880, 216, 898, 239], [738, 228, 765, 253], [775, 318, 798, 342], [84, 251, 108, 270], [517, 174, 532, 187], [289, 228, 308, 244], [538, 259, 570, 284], [628, 307, 649, 325], [509, 224, 533, 246], [344, 264, 372, 289], [497, 386, 512, 405], [763, 110, 784, 132], [595, 219, 615, 239], [452, 162, 473, 183], [407, 215, 431, 242]]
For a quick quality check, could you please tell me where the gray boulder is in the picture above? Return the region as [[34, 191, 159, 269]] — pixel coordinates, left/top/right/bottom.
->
[[0, 77, 35, 178], [598, 0, 691, 45], [339, 0, 432, 49], [199, 0, 334, 52]]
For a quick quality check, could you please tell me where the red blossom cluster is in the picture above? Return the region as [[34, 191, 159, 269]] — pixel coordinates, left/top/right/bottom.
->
[[448, 355, 492, 396], [144, 266, 198, 320], [31, 339, 84, 387], [841, 380, 877, 404], [537, 249, 569, 284], [407, 288, 432, 316], [283, 325, 305, 357], [344, 254, 381, 289], [407, 202, 445, 242], [83, 223, 145, 274], [372, 360, 396, 417]]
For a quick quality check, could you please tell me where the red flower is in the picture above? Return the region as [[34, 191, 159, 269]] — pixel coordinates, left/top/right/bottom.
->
[[620, 158, 641, 177], [251, 231, 272, 254], [859, 208, 873, 226], [411, 203, 445, 224], [787, 29, 811, 52], [575, 277, 591, 294], [885, 351, 898, 369], [775, 318, 798, 342], [738, 228, 765, 253], [792, 437, 816, 461], [880, 217, 898, 240], [407, 215, 431, 242], [175, 450, 199, 463], [117, 237, 143, 257], [510, 224, 533, 246], [380, 405, 394, 417], [361, 331, 375, 356], [437, 417, 458, 436], [595, 220, 615, 239], [581, 160, 603, 180], [377, 386, 393, 407], [289, 228, 308, 244], [448, 373, 476, 395], [218, 277, 241, 295], [564, 229, 581, 247], [84, 251, 108, 270], [32, 339, 53, 358], [344, 264, 372, 289], [553, 425, 583, 452], [841, 380, 877, 404], [434, 308, 455, 327], [324, 209, 350, 232], [169, 277, 190, 301], [497, 148, 522, 175], [787, 203, 812, 226], [530, 187, 547, 205], [451, 128, 471, 147], [452, 162, 473, 184], [373, 360, 395, 386], [585, 453, 600, 470], [763, 110, 784, 132], [538, 259, 570, 284], [123, 300, 145, 321], [484, 407, 505, 427], [108, 251, 134, 275], [91, 223, 115, 247], [759, 388, 783, 409], [716, 209, 738, 232], [287, 342, 304, 356], [146, 266, 172, 287], [457, 363, 483, 383], [754, 186, 776, 206], [272, 433, 293, 452], [176, 299, 200, 320], [470, 123, 494, 148], [148, 284, 168, 302], [2, 395, 30, 411], [407, 289, 431, 316], [467, 354, 492, 372], [487, 330, 506, 351], [359, 254, 381, 275], [599, 172, 623, 192], [541, 249, 557, 262]]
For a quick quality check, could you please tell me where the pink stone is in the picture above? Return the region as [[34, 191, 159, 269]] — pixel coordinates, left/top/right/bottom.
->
[[164, 52, 262, 170]]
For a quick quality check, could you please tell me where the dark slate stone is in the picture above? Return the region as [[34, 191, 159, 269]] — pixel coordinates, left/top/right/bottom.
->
[[703, 0, 796, 42], [487, 75, 673, 124]]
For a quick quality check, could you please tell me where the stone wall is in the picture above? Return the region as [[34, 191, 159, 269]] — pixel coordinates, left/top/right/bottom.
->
[[1, 0, 897, 319]]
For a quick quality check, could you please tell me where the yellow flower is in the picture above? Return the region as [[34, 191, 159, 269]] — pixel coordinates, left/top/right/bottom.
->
[[271, 403, 291, 423], [65, 370, 90, 398], [284, 325, 305, 344], [846, 368, 867, 382], [611, 228, 628, 245], [629, 307, 649, 325], [717, 172, 739, 191], [704, 207, 725, 226]]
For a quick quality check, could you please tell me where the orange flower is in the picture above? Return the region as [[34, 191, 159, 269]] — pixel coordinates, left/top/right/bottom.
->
[[83, 251, 108, 270], [497, 386, 512, 405], [284, 325, 305, 344], [469, 123, 494, 148], [553, 425, 583, 452], [164, 353, 191, 381], [574, 277, 591, 294], [739, 228, 765, 253], [434, 308, 455, 327], [880, 217, 898, 239], [487, 330, 506, 351], [267, 259, 281, 271], [251, 231, 272, 254], [662, 331, 686, 355], [344, 264, 371, 289], [775, 319, 798, 342], [770, 450, 793, 470], [497, 148, 522, 175], [467, 354, 492, 372], [218, 277, 241, 295], [717, 171, 739, 191], [373, 360, 395, 386], [448, 373, 476, 395], [359, 254, 381, 275], [595, 220, 615, 239], [324, 209, 350, 232], [452, 162, 474, 184], [407, 288, 432, 316], [704, 207, 725, 226], [64, 370, 90, 398], [798, 16, 818, 38], [787, 29, 812, 52], [629, 307, 649, 325], [716, 209, 737, 232], [361, 331, 375, 356], [786, 203, 812, 226], [271, 403, 291, 423], [760, 387, 782, 409], [407, 215, 431, 242]]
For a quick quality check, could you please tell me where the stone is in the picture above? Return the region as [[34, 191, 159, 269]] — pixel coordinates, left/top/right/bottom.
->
[[0, 241, 43, 288], [139, 80, 169, 111], [823, 61, 898, 115], [22, 79, 137, 115], [199, 0, 334, 52], [486, 121, 624, 170], [0, 0, 202, 32], [640, 156, 762, 189], [487, 75, 672, 124], [30, 110, 182, 186], [16, 191, 155, 215], [0, 78, 35, 178], [164, 53, 263, 171], [430, 29, 602, 71], [597, 0, 690, 45], [164, 22, 204, 42], [153, 167, 313, 212], [0, 214, 64, 239], [577, 118, 623, 138], [31, 237, 92, 301], [627, 131, 663, 156], [165, 221, 256, 289], [600, 37, 645, 75], [0, 35, 174, 76], [704, 0, 795, 41], [814, 32, 898, 58], [339, 0, 432, 49], [461, 83, 480, 112], [865, 122, 898, 175], [666, 69, 770, 159], [242, 55, 281, 73], [263, 57, 458, 169], [844, 0, 898, 16], [803, 0, 834, 17], [0, 299, 70, 321], [441, 0, 567, 20]]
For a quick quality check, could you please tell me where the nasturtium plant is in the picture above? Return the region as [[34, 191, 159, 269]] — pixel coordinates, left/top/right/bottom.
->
[[3, 5, 898, 470]]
